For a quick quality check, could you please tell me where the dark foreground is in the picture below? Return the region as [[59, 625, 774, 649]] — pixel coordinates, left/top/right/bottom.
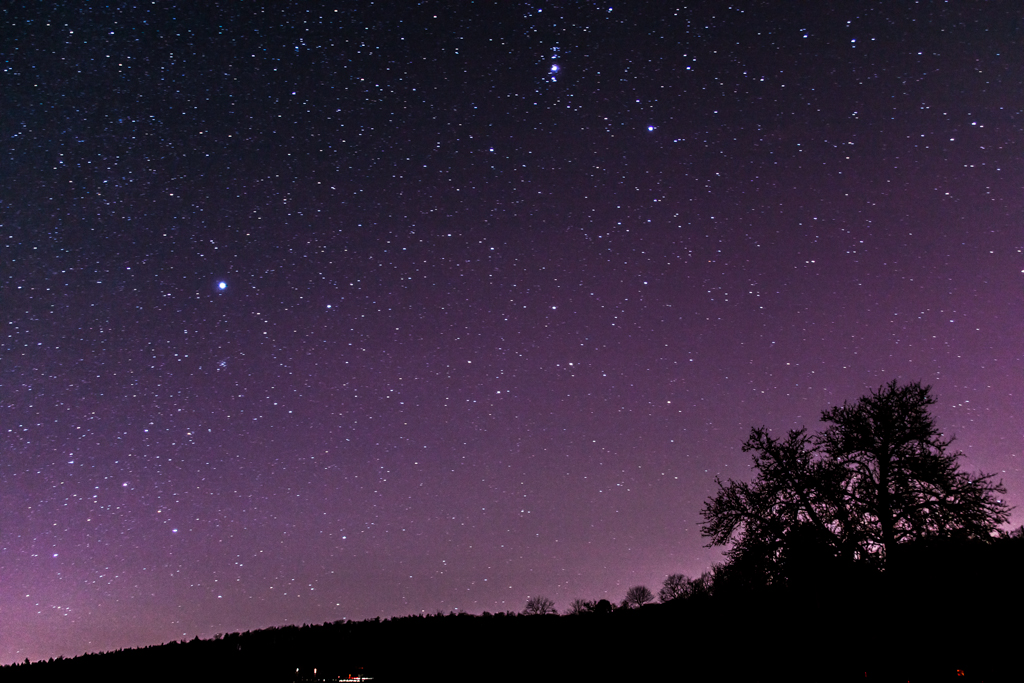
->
[[4, 536, 1021, 682]]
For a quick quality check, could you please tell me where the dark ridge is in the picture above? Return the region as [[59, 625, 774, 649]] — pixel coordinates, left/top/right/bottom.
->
[[4, 532, 1021, 683]]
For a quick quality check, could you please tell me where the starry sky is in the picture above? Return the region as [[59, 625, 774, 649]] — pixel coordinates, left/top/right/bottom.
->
[[3, 0, 1022, 664]]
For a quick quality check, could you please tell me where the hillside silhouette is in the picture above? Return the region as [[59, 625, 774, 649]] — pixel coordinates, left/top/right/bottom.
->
[[4, 530, 1020, 682], [6, 383, 1020, 682]]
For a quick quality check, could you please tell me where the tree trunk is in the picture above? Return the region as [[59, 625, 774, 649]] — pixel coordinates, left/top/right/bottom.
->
[[877, 444, 895, 566]]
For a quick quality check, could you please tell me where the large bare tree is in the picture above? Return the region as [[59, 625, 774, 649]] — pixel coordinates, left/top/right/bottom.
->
[[701, 381, 1010, 581]]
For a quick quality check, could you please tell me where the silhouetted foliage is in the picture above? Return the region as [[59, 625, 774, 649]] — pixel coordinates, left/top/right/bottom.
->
[[658, 573, 693, 602], [692, 567, 719, 598], [623, 585, 654, 608], [701, 381, 1010, 584], [565, 598, 595, 615], [522, 595, 556, 615]]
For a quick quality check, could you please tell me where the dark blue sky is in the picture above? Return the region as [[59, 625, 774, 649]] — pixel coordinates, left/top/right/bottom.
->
[[3, 0, 1021, 663]]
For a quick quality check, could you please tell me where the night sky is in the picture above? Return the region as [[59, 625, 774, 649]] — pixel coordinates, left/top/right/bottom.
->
[[3, 1, 1022, 664]]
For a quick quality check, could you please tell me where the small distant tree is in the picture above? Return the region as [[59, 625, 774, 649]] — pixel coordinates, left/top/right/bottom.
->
[[659, 573, 693, 602], [565, 598, 595, 615], [522, 596, 556, 615], [623, 585, 654, 608], [592, 598, 613, 615]]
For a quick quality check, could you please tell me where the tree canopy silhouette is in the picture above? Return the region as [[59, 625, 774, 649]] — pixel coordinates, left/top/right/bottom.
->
[[701, 381, 1010, 581], [623, 585, 654, 608], [658, 574, 693, 603], [522, 595, 556, 615]]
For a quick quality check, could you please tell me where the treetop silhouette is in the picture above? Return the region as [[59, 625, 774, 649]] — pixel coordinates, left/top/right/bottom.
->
[[522, 596, 556, 615], [701, 380, 1011, 581], [623, 585, 654, 608]]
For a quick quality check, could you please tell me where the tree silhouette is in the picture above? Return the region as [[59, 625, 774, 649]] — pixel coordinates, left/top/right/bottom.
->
[[701, 381, 1011, 581], [565, 598, 595, 615], [522, 596, 556, 615], [658, 574, 693, 602], [690, 567, 718, 597], [623, 585, 654, 608]]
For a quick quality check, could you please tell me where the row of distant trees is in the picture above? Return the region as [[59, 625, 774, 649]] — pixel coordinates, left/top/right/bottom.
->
[[522, 568, 721, 616]]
